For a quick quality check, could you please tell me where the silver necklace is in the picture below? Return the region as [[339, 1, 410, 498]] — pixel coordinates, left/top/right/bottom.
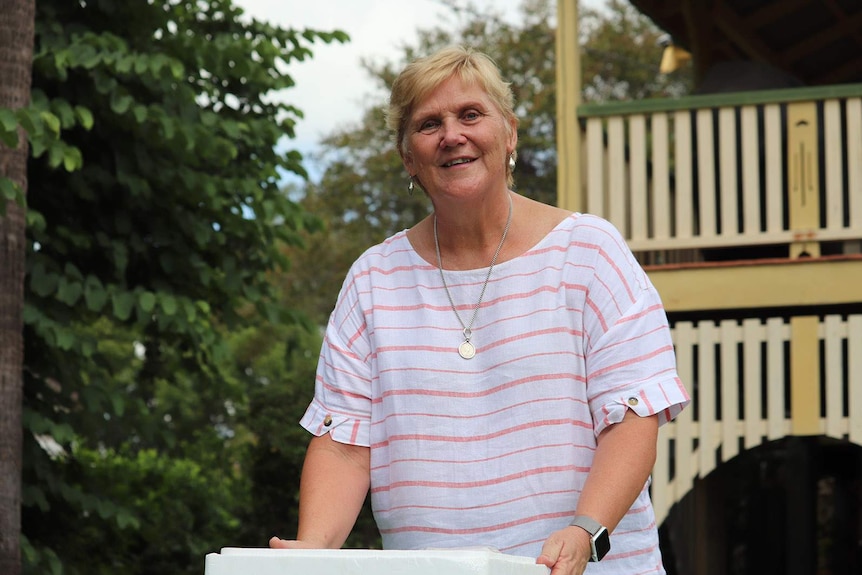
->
[[433, 193, 513, 359]]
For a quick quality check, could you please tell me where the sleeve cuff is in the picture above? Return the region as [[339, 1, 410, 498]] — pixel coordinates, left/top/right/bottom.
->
[[594, 376, 691, 437], [299, 399, 371, 447]]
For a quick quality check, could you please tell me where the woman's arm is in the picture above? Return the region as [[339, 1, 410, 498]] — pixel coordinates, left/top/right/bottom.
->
[[536, 410, 659, 575], [270, 433, 371, 549]]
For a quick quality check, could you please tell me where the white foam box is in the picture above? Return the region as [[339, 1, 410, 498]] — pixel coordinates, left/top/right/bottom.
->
[[205, 548, 550, 575]]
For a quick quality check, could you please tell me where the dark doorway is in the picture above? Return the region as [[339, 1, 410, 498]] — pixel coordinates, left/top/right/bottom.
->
[[660, 436, 862, 575]]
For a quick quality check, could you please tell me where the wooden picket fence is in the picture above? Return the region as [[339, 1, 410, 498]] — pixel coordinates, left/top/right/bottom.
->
[[650, 314, 862, 523], [579, 85, 862, 263]]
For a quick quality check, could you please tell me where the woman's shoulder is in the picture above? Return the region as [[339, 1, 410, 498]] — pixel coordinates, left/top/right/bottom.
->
[[344, 230, 427, 284], [560, 211, 626, 244], [349, 230, 412, 268]]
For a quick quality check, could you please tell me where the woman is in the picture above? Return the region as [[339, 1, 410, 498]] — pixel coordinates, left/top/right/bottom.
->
[[270, 46, 690, 575]]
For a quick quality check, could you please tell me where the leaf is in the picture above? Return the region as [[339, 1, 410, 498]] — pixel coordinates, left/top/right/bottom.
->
[[62, 146, 83, 172], [64, 262, 84, 281], [111, 392, 125, 416], [74, 105, 94, 130], [30, 262, 59, 297], [116, 509, 140, 529], [40, 111, 61, 136], [55, 326, 75, 350], [138, 291, 156, 313], [132, 104, 147, 124], [47, 141, 65, 168], [169, 59, 183, 79], [116, 54, 134, 73], [21, 302, 39, 325], [0, 108, 19, 147], [29, 138, 46, 158], [160, 294, 177, 316], [111, 291, 134, 321], [26, 208, 46, 231], [56, 277, 83, 306], [83, 275, 107, 311], [183, 299, 197, 322], [0, 178, 22, 206], [110, 92, 133, 115]]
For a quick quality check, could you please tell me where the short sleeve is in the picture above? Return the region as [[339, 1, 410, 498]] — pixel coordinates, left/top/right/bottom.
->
[[579, 217, 690, 436], [299, 268, 373, 447]]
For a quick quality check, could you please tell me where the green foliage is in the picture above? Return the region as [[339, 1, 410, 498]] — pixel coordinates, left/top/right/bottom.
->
[[24, 445, 241, 575], [20, 1, 345, 573]]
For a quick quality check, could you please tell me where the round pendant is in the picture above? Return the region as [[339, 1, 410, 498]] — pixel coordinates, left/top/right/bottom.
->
[[458, 340, 476, 359]]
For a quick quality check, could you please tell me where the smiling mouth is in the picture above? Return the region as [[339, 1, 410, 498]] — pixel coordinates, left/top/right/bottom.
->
[[442, 158, 475, 167]]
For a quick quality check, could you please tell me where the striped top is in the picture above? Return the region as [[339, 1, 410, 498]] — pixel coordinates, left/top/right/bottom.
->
[[300, 212, 690, 573]]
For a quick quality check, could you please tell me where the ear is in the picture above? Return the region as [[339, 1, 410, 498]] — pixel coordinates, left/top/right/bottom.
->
[[401, 147, 415, 175], [505, 116, 518, 153]]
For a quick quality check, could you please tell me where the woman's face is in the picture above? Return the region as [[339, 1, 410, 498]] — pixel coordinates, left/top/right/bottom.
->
[[402, 75, 516, 201]]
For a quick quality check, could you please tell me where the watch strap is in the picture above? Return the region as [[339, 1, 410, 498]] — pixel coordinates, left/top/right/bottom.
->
[[569, 515, 602, 535]]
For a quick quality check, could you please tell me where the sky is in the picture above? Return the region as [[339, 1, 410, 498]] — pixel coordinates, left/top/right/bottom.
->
[[233, 0, 532, 183]]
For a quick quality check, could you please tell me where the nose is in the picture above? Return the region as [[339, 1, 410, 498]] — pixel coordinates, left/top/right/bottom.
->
[[438, 118, 466, 148]]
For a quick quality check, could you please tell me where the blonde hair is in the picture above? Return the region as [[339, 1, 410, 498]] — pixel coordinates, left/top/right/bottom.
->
[[386, 46, 519, 185]]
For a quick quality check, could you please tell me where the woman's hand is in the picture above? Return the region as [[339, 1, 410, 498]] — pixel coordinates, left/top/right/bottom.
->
[[268, 537, 323, 550], [536, 526, 591, 575]]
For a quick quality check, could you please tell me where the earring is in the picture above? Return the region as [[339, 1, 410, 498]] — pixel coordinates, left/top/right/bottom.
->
[[407, 177, 415, 195], [508, 155, 516, 171]]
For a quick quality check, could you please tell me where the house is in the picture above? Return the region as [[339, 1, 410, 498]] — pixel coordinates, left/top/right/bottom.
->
[[554, 1, 862, 573]]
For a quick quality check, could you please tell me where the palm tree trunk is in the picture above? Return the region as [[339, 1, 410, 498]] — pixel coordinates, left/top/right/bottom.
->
[[0, 1, 35, 574]]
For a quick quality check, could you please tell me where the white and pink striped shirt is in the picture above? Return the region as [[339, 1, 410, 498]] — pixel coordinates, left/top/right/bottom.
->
[[300, 212, 690, 573]]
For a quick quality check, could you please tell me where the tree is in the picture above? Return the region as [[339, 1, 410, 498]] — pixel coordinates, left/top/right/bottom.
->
[[0, 1, 346, 573], [0, 1, 36, 573]]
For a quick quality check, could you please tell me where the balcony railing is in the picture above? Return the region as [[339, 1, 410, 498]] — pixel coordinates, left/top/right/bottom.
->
[[650, 313, 862, 524], [578, 84, 862, 264]]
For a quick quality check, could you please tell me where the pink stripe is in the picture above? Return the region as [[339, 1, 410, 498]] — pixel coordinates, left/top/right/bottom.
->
[[380, 509, 577, 535], [479, 326, 583, 353], [590, 344, 676, 379], [373, 372, 584, 403], [372, 418, 592, 449], [618, 302, 666, 324], [353, 262, 437, 281], [320, 377, 369, 401], [377, 488, 578, 514], [370, 398, 581, 428], [371, 441, 585, 470], [638, 389, 654, 412], [347, 322, 366, 347], [585, 295, 608, 332], [373, 465, 591, 494], [376, 349, 579, 380]]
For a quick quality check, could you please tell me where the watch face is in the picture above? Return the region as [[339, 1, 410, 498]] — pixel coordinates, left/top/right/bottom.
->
[[594, 527, 611, 561]]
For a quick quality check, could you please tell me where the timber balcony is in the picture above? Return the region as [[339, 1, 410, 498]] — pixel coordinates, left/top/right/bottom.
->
[[576, 83, 862, 524]]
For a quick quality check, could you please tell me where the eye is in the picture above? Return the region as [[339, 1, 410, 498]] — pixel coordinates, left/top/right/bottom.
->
[[463, 110, 483, 122], [417, 119, 440, 134]]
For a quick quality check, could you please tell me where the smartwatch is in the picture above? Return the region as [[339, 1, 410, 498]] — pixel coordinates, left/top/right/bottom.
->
[[570, 515, 610, 562]]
